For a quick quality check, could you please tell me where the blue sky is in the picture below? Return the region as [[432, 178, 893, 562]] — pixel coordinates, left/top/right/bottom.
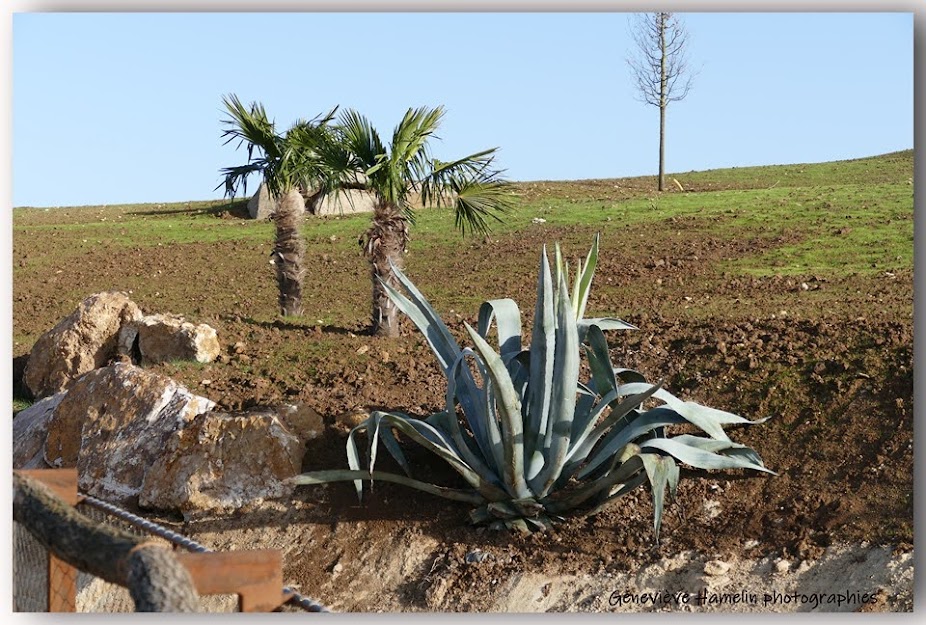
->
[[11, 11, 914, 208]]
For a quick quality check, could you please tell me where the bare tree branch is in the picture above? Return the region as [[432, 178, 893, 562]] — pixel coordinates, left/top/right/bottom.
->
[[626, 12, 697, 192]]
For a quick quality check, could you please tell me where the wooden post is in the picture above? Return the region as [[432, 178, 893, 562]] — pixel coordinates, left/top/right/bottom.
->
[[176, 550, 288, 612], [18, 469, 80, 612]]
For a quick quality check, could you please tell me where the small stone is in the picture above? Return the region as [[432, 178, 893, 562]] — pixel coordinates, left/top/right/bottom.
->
[[704, 560, 731, 577], [775, 559, 791, 574], [356, 345, 370, 355], [465, 549, 490, 564]]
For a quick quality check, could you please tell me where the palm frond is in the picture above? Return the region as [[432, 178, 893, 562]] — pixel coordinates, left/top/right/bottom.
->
[[338, 108, 385, 172], [220, 93, 281, 159], [419, 148, 514, 236]]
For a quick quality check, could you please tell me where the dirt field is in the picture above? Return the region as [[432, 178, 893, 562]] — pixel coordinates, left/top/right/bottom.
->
[[11, 153, 914, 611]]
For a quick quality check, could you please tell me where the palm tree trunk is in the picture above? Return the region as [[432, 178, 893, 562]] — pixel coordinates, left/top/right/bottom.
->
[[363, 201, 410, 337], [274, 189, 306, 317]]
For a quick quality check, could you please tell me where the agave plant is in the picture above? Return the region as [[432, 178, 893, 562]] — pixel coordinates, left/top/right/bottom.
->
[[294, 235, 773, 537]]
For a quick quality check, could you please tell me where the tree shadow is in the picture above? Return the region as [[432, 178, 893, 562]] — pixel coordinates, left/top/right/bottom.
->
[[127, 199, 250, 219], [238, 316, 369, 336]]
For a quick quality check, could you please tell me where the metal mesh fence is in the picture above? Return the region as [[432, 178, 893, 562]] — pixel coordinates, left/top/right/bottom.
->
[[12, 522, 49, 612], [14, 501, 247, 613]]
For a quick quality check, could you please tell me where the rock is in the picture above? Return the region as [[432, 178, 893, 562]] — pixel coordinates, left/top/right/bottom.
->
[[139, 408, 304, 519], [774, 558, 791, 574], [247, 182, 278, 220], [465, 549, 490, 564], [332, 409, 370, 434], [42, 363, 215, 502], [312, 189, 376, 216], [703, 560, 731, 577], [276, 402, 325, 442], [24, 292, 143, 399], [120, 314, 220, 365], [13, 393, 66, 469]]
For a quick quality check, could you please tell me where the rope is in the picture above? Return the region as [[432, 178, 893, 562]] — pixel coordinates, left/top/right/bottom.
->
[[79, 494, 330, 613]]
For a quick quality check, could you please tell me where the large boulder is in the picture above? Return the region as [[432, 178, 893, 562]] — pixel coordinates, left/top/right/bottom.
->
[[42, 363, 215, 503], [247, 183, 278, 220], [23, 292, 143, 399], [13, 393, 66, 469], [119, 314, 220, 365], [313, 189, 377, 216], [139, 406, 309, 519]]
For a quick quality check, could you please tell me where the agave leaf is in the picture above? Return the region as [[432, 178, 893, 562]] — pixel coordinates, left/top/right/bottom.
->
[[367, 413, 383, 480], [641, 453, 678, 540], [545, 451, 645, 514], [465, 323, 531, 499], [346, 423, 367, 501], [585, 325, 618, 395], [568, 381, 665, 468], [526, 246, 556, 457], [375, 412, 509, 500], [482, 372, 508, 481], [574, 232, 600, 320], [578, 318, 637, 344], [477, 298, 522, 360], [533, 273, 580, 496], [570, 256, 583, 317], [292, 470, 484, 504], [577, 407, 688, 479], [570, 390, 598, 450], [640, 437, 777, 474], [617, 383, 770, 441], [383, 263, 494, 454], [427, 409, 502, 487], [445, 350, 496, 470], [586, 471, 649, 516], [526, 450, 545, 481], [670, 434, 766, 467], [380, 270, 460, 372], [614, 368, 648, 384], [379, 423, 411, 477]]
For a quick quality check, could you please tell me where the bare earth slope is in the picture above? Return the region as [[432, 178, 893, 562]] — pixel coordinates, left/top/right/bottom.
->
[[12, 151, 913, 612]]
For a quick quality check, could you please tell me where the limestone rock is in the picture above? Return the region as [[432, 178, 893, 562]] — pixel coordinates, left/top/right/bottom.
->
[[703, 560, 731, 577], [42, 363, 215, 503], [247, 182, 278, 220], [276, 402, 325, 442], [13, 393, 65, 469], [120, 314, 220, 365], [24, 292, 143, 399], [139, 408, 304, 519], [312, 189, 376, 216]]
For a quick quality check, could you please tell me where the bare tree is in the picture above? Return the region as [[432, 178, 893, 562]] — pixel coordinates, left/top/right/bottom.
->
[[627, 12, 696, 192]]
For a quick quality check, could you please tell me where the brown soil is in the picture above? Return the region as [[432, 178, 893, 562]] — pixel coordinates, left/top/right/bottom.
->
[[11, 204, 913, 612]]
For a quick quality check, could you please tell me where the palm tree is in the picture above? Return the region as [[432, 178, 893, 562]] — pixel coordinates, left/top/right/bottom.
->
[[217, 94, 337, 317], [331, 106, 513, 337]]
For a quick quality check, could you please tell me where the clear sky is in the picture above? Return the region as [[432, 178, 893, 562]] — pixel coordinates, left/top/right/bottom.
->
[[11, 10, 914, 208]]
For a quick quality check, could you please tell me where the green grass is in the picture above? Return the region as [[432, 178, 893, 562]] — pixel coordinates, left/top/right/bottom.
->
[[13, 150, 913, 281]]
